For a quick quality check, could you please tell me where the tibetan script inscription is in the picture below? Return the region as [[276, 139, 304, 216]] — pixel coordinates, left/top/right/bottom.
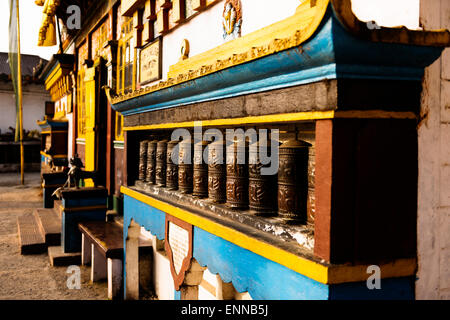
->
[[168, 221, 189, 274]]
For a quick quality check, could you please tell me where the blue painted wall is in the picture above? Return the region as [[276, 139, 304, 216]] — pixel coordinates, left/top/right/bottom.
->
[[123, 195, 329, 300], [123, 195, 415, 300]]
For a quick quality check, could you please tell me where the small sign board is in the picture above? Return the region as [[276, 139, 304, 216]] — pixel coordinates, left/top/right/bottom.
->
[[165, 214, 193, 290], [139, 37, 162, 85]]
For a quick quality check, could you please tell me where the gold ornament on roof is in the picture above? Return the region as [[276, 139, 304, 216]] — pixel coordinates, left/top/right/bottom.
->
[[222, 0, 242, 41]]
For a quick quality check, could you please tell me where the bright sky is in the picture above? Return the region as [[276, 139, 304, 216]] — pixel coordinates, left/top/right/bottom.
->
[[0, 0, 59, 61], [352, 0, 420, 30]]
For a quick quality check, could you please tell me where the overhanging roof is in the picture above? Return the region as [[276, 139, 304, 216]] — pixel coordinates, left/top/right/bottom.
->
[[109, 0, 450, 116]]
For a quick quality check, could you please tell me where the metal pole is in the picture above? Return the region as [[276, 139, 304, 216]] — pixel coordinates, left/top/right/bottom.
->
[[16, 0, 24, 185]]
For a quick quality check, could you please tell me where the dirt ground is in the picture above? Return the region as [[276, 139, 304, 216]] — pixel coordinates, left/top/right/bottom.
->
[[0, 172, 108, 300]]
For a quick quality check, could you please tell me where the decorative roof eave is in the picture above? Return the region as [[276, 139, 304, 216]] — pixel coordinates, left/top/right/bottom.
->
[[109, 0, 450, 116], [330, 0, 450, 47], [39, 54, 74, 91], [37, 118, 68, 132], [110, 0, 330, 106]]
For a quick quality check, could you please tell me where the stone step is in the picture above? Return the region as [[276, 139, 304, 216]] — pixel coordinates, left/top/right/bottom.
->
[[34, 208, 61, 246], [17, 214, 47, 255], [48, 246, 81, 267]]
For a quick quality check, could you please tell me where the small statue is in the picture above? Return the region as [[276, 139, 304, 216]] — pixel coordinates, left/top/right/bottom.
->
[[222, 0, 242, 41], [52, 155, 99, 199]]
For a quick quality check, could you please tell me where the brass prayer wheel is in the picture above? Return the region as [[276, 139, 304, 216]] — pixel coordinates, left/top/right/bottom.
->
[[155, 140, 168, 187], [178, 140, 194, 194], [248, 140, 277, 215], [139, 140, 149, 181], [277, 139, 310, 223], [208, 140, 226, 203], [146, 140, 158, 184], [193, 140, 209, 198], [226, 140, 248, 209], [166, 140, 179, 190]]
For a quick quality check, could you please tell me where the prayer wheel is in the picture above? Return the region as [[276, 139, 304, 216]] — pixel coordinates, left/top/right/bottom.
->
[[208, 140, 226, 203], [248, 140, 277, 215], [155, 140, 168, 187], [277, 139, 310, 223], [178, 140, 194, 194], [166, 140, 179, 190], [138, 140, 149, 181], [145, 140, 158, 184], [193, 140, 209, 198], [226, 140, 248, 209]]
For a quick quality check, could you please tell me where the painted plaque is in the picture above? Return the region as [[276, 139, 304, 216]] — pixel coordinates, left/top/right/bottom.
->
[[165, 214, 193, 290], [168, 222, 189, 274], [139, 38, 162, 85]]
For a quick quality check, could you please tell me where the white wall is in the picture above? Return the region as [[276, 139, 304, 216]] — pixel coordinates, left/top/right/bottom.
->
[[0, 82, 49, 134], [144, 0, 300, 85], [150, 0, 423, 87]]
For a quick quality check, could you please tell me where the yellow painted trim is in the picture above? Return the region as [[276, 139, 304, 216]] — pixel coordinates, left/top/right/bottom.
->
[[112, 0, 330, 104], [167, 0, 328, 80], [41, 130, 67, 135], [121, 186, 417, 284], [124, 110, 336, 131], [60, 205, 107, 213], [45, 64, 63, 91], [123, 110, 419, 131], [328, 258, 417, 284], [37, 119, 68, 126], [121, 186, 328, 283], [40, 151, 67, 159], [52, 155, 67, 159], [334, 110, 418, 120]]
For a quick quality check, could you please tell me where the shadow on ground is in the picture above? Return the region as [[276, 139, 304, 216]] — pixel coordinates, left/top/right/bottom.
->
[[0, 172, 109, 300]]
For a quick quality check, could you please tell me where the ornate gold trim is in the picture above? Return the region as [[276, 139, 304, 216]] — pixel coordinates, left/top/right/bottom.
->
[[111, 0, 330, 104]]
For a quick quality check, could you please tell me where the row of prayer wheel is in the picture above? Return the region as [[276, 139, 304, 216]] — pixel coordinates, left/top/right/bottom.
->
[[138, 138, 310, 224]]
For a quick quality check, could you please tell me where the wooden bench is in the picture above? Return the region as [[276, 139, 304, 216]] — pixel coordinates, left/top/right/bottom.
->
[[78, 221, 151, 299]]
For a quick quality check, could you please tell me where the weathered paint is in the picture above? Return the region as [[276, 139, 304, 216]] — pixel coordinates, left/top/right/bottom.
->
[[60, 189, 108, 253], [416, 0, 450, 300], [61, 209, 106, 253], [123, 193, 415, 300], [193, 227, 329, 300], [111, 7, 443, 116]]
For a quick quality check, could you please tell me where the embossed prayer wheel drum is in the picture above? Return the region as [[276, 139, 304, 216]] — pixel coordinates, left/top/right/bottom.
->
[[155, 140, 168, 187], [208, 140, 226, 203], [226, 140, 248, 209], [248, 140, 277, 215], [178, 140, 194, 194], [166, 141, 179, 190], [193, 140, 209, 198], [146, 140, 158, 184], [277, 139, 311, 223], [139, 140, 149, 181]]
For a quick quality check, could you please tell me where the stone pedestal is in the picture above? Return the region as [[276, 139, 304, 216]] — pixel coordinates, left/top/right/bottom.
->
[[60, 187, 107, 253]]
